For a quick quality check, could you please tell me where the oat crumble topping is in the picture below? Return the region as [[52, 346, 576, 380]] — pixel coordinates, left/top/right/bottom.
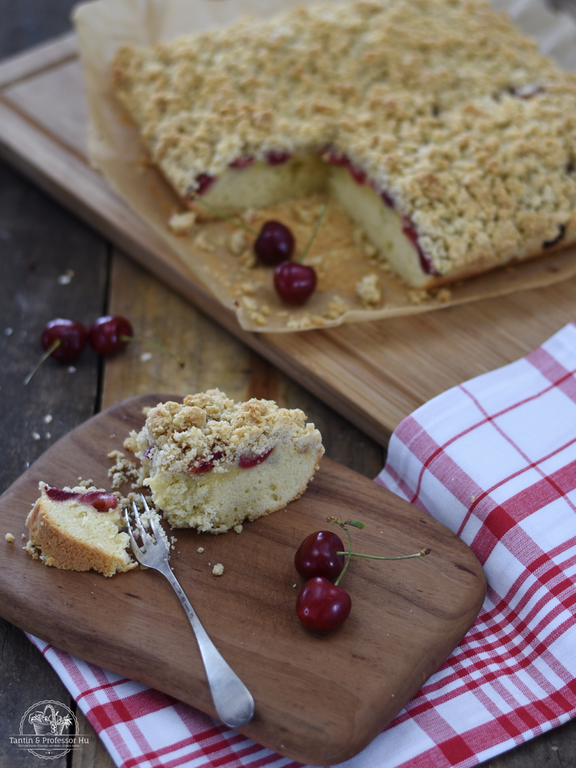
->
[[435, 287, 453, 303], [113, 0, 576, 278], [125, 388, 323, 477], [108, 450, 140, 489], [168, 210, 196, 235], [407, 288, 432, 305], [228, 230, 249, 255], [356, 273, 382, 306]]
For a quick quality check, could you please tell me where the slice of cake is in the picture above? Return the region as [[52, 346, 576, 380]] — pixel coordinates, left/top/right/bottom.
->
[[125, 389, 324, 533], [111, 0, 576, 289], [25, 483, 137, 577]]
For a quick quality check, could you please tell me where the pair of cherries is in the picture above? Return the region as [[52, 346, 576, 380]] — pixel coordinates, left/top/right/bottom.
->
[[254, 221, 317, 304], [294, 528, 352, 632], [193, 195, 320, 304], [293, 521, 430, 632], [41, 315, 133, 362]]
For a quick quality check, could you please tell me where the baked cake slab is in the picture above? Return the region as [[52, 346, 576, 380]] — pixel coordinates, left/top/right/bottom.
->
[[112, 0, 576, 289]]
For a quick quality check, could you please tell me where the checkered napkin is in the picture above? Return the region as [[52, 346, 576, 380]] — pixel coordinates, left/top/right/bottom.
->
[[28, 320, 576, 768]]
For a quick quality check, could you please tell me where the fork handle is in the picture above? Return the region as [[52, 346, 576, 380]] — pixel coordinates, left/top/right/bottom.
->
[[162, 567, 255, 728]]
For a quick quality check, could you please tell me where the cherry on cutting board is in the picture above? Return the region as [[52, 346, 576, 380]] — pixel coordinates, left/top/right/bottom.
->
[[88, 315, 133, 356], [294, 517, 430, 632], [294, 530, 345, 582], [296, 576, 352, 631]]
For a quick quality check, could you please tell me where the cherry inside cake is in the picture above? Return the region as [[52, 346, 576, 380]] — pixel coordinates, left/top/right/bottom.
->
[[112, 0, 576, 289], [125, 389, 324, 533], [25, 483, 136, 577]]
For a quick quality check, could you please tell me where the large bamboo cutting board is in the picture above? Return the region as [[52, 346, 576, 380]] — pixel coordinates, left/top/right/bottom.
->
[[0, 34, 575, 444], [0, 395, 486, 765]]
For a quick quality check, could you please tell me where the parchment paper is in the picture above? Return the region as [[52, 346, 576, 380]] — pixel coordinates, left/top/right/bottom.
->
[[73, 0, 576, 332]]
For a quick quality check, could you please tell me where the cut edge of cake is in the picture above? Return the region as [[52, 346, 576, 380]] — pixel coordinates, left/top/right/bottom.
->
[[25, 482, 138, 578], [124, 389, 325, 533], [111, 0, 576, 291]]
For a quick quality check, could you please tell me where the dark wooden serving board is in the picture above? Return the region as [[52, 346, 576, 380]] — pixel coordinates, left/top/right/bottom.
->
[[0, 395, 486, 765]]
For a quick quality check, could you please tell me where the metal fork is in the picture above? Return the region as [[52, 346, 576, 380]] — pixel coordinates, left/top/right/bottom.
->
[[126, 496, 254, 728]]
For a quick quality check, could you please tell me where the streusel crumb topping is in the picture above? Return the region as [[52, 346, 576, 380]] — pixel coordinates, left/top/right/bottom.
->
[[112, 0, 576, 277], [124, 389, 324, 476]]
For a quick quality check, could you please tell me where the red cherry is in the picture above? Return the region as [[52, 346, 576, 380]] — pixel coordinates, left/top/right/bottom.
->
[[265, 150, 292, 166], [274, 262, 317, 304], [45, 486, 117, 512], [381, 190, 395, 209], [77, 491, 118, 512], [41, 319, 88, 362], [323, 148, 349, 166], [230, 156, 255, 169], [348, 164, 366, 185], [294, 530, 345, 582], [46, 487, 78, 502], [401, 217, 438, 276], [187, 451, 225, 475], [238, 446, 274, 469], [296, 576, 352, 631], [88, 316, 133, 356], [254, 221, 295, 265], [195, 173, 216, 195]]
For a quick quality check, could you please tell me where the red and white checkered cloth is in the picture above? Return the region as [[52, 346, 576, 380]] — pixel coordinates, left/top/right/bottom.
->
[[28, 320, 576, 768]]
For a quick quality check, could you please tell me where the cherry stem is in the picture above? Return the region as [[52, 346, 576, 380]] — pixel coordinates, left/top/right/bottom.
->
[[334, 524, 353, 587], [191, 198, 258, 236], [328, 515, 430, 586], [23, 339, 61, 386], [335, 548, 431, 560], [298, 203, 326, 264], [120, 335, 185, 367]]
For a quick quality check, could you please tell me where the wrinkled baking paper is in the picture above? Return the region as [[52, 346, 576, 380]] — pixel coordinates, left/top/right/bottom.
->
[[73, 0, 576, 333]]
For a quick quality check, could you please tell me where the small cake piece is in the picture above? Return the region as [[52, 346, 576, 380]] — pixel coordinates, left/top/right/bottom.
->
[[25, 483, 136, 577], [125, 389, 324, 533]]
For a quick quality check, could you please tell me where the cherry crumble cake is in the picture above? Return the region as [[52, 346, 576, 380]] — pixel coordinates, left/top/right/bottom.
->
[[112, 0, 576, 289], [125, 390, 324, 533]]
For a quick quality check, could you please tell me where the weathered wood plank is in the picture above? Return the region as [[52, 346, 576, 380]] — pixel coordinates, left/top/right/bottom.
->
[[0, 142, 108, 768], [0, 32, 77, 89], [0, 622, 70, 768], [0, 5, 106, 757], [72, 711, 116, 768]]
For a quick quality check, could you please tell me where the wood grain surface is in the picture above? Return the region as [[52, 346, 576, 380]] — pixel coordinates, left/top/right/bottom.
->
[[1, 34, 576, 445], [0, 395, 485, 765]]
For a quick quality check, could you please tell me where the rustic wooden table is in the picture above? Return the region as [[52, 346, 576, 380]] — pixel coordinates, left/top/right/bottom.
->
[[0, 2, 574, 767]]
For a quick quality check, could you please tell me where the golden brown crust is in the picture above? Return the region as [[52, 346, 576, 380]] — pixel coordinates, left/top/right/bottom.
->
[[112, 0, 576, 280], [25, 484, 136, 578]]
